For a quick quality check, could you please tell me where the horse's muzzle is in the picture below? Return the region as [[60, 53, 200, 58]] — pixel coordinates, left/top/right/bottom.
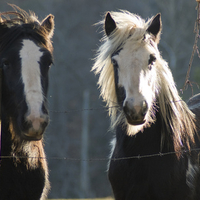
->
[[123, 99, 148, 125], [22, 114, 49, 140]]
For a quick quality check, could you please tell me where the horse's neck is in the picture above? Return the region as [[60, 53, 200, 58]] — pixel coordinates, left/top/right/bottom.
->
[[114, 111, 174, 157]]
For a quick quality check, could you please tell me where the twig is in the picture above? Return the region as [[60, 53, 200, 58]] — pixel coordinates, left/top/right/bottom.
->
[[183, 2, 200, 92]]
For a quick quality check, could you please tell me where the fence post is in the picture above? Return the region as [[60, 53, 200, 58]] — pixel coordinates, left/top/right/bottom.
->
[[80, 89, 90, 198]]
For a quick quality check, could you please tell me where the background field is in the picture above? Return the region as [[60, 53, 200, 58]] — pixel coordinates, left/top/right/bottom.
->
[[0, 0, 199, 199]]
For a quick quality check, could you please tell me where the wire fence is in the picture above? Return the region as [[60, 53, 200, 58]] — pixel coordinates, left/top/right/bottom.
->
[[1, 2, 200, 165], [1, 98, 200, 162], [48, 99, 185, 115], [1, 147, 200, 162], [36, 2, 200, 163]]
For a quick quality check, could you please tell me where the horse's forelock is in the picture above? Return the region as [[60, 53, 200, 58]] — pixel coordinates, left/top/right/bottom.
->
[[0, 9, 53, 53]]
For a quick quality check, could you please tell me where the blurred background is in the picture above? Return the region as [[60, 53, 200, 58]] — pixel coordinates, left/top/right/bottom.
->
[[0, 0, 199, 199]]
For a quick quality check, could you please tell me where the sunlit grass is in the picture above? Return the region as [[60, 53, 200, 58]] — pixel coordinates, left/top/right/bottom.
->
[[48, 197, 114, 200], [48, 198, 114, 200]]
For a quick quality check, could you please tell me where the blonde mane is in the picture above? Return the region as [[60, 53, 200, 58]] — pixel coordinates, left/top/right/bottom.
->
[[92, 10, 196, 151], [156, 59, 196, 151]]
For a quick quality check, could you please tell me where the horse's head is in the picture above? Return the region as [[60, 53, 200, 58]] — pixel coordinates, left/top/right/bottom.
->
[[104, 12, 162, 128], [0, 7, 54, 141], [94, 10, 197, 150]]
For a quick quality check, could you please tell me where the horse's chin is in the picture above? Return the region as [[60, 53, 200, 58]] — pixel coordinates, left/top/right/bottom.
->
[[127, 119, 146, 126], [21, 126, 45, 141], [22, 132, 43, 141]]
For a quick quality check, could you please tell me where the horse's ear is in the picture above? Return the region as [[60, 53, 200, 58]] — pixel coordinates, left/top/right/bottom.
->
[[41, 14, 54, 38], [147, 13, 162, 43], [105, 12, 117, 36]]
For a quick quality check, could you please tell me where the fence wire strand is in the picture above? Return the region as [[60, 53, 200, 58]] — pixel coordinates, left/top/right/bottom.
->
[[49, 100, 184, 115], [1, 148, 200, 162]]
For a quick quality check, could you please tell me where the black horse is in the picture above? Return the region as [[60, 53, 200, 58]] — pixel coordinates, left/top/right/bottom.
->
[[0, 5, 54, 200], [93, 10, 200, 199]]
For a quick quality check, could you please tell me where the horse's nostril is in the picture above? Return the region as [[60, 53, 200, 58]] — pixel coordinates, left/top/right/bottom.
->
[[123, 101, 136, 117], [123, 101, 129, 113], [141, 100, 148, 116], [41, 119, 49, 130], [123, 101, 136, 120]]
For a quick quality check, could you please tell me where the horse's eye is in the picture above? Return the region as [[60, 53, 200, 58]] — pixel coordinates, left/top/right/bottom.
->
[[148, 54, 156, 65], [39, 59, 53, 70], [2, 59, 10, 68], [148, 54, 156, 70], [111, 57, 118, 67]]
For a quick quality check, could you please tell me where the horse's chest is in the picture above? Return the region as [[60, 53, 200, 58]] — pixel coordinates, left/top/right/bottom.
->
[[108, 151, 190, 200], [109, 158, 150, 188], [0, 155, 46, 200]]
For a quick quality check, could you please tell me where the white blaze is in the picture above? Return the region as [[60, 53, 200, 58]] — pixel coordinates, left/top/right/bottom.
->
[[20, 39, 43, 130]]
